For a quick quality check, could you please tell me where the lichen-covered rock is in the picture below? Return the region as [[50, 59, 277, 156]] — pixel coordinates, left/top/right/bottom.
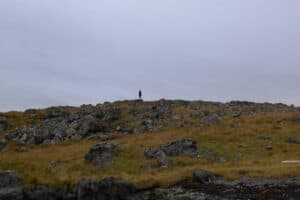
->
[[85, 143, 118, 165]]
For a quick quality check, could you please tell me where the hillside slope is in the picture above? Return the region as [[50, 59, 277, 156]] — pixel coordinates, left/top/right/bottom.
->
[[0, 99, 299, 189]]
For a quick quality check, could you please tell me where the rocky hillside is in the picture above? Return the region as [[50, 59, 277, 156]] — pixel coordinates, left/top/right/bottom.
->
[[0, 99, 298, 145], [0, 99, 299, 200]]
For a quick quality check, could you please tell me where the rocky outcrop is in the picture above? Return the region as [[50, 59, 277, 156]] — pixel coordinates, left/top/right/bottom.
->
[[0, 169, 299, 200], [5, 114, 103, 145], [0, 171, 22, 188], [2, 100, 298, 144], [77, 177, 136, 200], [85, 143, 118, 166], [0, 171, 23, 200]]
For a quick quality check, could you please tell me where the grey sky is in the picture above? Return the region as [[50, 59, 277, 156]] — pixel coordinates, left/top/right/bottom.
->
[[1, 0, 300, 111]]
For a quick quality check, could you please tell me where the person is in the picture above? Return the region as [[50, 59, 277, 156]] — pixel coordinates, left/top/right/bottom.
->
[[139, 90, 142, 99]]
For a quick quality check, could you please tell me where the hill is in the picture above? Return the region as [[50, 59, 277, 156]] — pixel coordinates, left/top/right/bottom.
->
[[0, 99, 299, 199]]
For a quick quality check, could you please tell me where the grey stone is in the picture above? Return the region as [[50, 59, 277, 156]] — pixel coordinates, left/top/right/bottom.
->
[[0, 187, 23, 200], [77, 177, 136, 200], [47, 161, 63, 169], [202, 113, 220, 126], [78, 115, 103, 137], [232, 111, 241, 118], [265, 142, 273, 150], [285, 136, 300, 144], [144, 148, 171, 168], [0, 171, 22, 188], [23, 186, 58, 200], [159, 138, 198, 157], [200, 150, 215, 161], [85, 143, 118, 165], [193, 170, 217, 183]]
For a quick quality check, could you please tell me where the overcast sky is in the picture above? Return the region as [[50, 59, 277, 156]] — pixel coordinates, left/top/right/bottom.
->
[[0, 0, 300, 111]]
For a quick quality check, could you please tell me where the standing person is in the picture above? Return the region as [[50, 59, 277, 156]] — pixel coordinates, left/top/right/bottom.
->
[[139, 89, 142, 99]]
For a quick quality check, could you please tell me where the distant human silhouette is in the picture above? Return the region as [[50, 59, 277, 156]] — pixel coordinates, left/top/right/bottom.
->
[[139, 90, 142, 99]]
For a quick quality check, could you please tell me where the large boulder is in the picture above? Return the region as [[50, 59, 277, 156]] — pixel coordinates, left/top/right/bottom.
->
[[76, 177, 136, 200], [85, 143, 118, 165], [0, 116, 8, 132]]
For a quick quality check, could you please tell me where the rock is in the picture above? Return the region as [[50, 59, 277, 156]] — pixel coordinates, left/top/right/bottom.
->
[[200, 150, 215, 161], [76, 177, 136, 200], [0, 142, 7, 152], [0, 170, 23, 200], [202, 113, 220, 126], [20, 133, 28, 144], [257, 134, 272, 140], [193, 170, 217, 183], [47, 161, 63, 169], [115, 126, 129, 133], [98, 134, 115, 142], [172, 113, 182, 120], [78, 115, 103, 137], [265, 141, 273, 150], [0, 116, 8, 132], [144, 148, 171, 168], [285, 136, 300, 144], [23, 186, 58, 200], [159, 138, 198, 157], [0, 171, 22, 188], [232, 111, 241, 118], [103, 108, 122, 121], [288, 117, 300, 123], [15, 146, 28, 153], [0, 187, 23, 200], [85, 143, 118, 165]]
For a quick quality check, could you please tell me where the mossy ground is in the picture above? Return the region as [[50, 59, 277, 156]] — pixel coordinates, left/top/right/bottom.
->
[[0, 112, 299, 189]]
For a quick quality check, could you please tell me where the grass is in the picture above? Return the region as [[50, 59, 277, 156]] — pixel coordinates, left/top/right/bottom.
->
[[0, 112, 299, 189]]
